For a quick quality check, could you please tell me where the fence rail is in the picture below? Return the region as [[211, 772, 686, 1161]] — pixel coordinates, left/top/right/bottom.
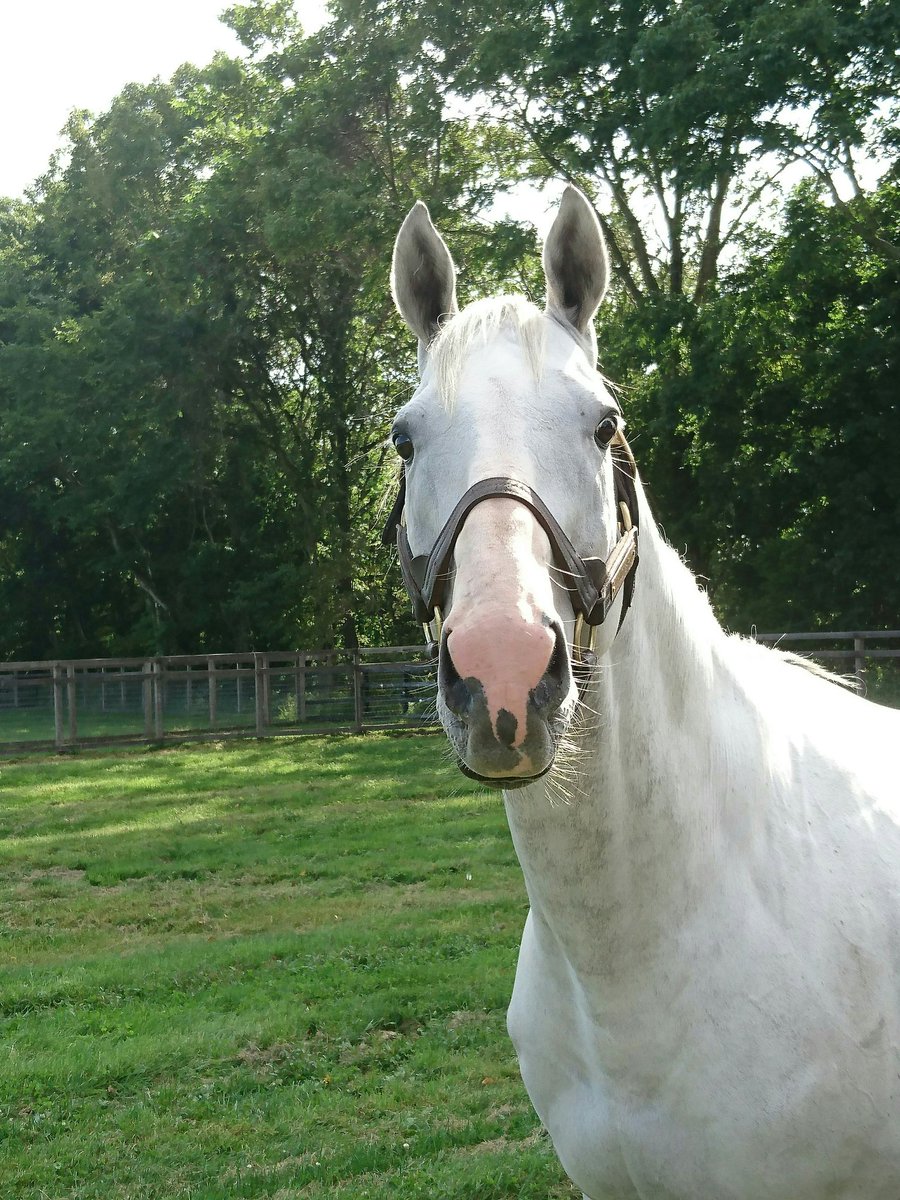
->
[[0, 647, 439, 753], [2, 631, 898, 753], [751, 629, 900, 705]]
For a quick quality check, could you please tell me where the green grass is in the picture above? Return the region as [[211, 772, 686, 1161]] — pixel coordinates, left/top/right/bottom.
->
[[0, 734, 578, 1199], [865, 661, 900, 708]]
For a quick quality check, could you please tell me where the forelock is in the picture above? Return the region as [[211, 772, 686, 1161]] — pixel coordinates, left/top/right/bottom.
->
[[428, 295, 546, 407]]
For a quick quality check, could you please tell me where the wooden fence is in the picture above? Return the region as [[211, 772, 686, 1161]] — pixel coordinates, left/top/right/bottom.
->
[[751, 629, 900, 702], [1, 632, 897, 754], [0, 647, 438, 753]]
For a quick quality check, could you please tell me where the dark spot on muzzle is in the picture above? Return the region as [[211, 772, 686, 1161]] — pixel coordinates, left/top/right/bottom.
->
[[437, 621, 572, 783], [495, 708, 518, 747]]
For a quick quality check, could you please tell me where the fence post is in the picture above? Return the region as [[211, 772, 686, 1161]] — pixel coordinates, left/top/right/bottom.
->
[[66, 665, 78, 746], [208, 657, 217, 727], [52, 663, 65, 751], [352, 650, 364, 734], [185, 664, 193, 716], [254, 652, 266, 736], [143, 660, 154, 740], [854, 635, 866, 686], [153, 659, 164, 741], [236, 663, 243, 714], [296, 652, 306, 724]]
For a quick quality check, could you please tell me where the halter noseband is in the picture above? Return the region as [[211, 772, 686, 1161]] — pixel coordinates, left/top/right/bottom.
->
[[381, 434, 640, 664]]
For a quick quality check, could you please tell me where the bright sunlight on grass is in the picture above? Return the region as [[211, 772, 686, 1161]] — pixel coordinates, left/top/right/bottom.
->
[[0, 733, 579, 1199]]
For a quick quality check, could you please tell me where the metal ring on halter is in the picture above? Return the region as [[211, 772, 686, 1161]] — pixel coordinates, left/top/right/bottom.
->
[[573, 613, 597, 659], [573, 614, 588, 657], [572, 615, 599, 688], [423, 606, 443, 658]]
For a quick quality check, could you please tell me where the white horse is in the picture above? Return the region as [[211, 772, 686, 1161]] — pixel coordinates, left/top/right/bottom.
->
[[385, 186, 900, 1200]]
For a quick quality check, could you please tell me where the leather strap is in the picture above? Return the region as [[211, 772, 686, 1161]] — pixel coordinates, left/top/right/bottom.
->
[[382, 433, 640, 638], [380, 473, 407, 548]]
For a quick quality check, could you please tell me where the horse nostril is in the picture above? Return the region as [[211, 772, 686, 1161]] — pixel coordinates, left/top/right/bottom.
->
[[439, 630, 475, 717], [548, 622, 567, 684], [440, 617, 570, 723], [531, 621, 570, 714]]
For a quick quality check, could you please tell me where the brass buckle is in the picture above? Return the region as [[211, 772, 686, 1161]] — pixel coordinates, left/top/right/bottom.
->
[[422, 606, 443, 657], [573, 614, 596, 661]]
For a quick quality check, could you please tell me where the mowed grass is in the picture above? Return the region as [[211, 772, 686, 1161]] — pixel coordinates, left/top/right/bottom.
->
[[0, 734, 578, 1199]]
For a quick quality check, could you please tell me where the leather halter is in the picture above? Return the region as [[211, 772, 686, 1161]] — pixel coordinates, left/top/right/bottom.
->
[[381, 434, 640, 664]]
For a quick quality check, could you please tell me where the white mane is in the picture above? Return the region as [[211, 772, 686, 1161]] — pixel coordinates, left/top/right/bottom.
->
[[430, 295, 546, 407], [633, 521, 862, 718]]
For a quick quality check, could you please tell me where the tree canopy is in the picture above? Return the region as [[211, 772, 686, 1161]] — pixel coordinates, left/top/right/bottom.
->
[[0, 0, 897, 659]]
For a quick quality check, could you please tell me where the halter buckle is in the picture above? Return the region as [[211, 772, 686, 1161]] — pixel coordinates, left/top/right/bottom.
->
[[422, 607, 443, 658]]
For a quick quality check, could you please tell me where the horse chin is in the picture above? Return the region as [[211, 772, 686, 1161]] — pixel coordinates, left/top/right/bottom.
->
[[437, 696, 570, 791], [455, 759, 555, 791]]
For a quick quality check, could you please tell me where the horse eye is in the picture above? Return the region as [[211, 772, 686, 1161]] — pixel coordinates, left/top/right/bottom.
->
[[392, 431, 414, 461], [594, 413, 619, 448]]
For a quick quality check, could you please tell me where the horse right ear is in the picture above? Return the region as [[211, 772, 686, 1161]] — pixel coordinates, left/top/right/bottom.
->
[[543, 186, 608, 342], [391, 202, 458, 350]]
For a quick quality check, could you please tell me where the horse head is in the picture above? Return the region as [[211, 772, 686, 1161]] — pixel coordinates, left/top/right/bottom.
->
[[386, 186, 637, 788]]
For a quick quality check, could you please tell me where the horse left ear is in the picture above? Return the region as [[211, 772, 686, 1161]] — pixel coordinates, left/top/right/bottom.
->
[[391, 201, 458, 350], [543, 186, 609, 339]]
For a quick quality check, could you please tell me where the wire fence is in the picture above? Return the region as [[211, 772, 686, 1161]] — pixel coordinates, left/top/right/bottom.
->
[[0, 648, 438, 753]]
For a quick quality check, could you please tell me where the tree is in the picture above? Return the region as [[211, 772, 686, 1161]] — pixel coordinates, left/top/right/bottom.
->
[[334, 0, 900, 303], [0, 4, 530, 658], [602, 176, 900, 631]]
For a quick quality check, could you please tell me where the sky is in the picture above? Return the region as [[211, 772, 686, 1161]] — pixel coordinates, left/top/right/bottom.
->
[[0, 2, 883, 243], [1, 0, 331, 199], [3, 0, 844, 256], [1, 0, 563, 233]]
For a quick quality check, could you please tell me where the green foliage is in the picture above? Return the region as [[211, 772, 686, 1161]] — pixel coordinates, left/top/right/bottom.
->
[[339, 0, 900, 299], [0, 25, 513, 658], [0, 734, 578, 1199], [0, 4, 897, 657], [601, 178, 900, 630]]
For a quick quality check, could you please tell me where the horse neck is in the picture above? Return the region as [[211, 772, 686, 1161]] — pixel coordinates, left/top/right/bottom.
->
[[505, 511, 739, 980]]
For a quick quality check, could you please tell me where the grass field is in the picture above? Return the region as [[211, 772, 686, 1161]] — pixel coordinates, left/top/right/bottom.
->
[[0, 733, 579, 1199]]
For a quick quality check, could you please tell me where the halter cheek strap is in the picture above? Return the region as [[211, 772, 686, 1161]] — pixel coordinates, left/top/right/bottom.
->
[[382, 435, 640, 661]]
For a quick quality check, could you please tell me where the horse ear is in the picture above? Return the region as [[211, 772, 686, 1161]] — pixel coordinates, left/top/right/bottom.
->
[[391, 201, 458, 348], [542, 186, 609, 337]]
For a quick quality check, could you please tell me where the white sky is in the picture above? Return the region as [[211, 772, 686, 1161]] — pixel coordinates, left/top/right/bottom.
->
[[1, 0, 331, 199], [0, 0, 884, 245], [0, 0, 559, 232]]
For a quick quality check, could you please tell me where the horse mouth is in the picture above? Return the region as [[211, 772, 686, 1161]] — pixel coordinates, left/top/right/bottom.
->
[[434, 634, 576, 788], [456, 759, 555, 790]]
